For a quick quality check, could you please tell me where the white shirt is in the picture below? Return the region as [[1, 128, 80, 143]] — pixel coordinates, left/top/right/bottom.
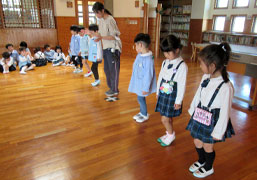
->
[[53, 52, 66, 61], [156, 57, 188, 104], [188, 74, 234, 140], [34, 51, 45, 59], [0, 57, 14, 66]]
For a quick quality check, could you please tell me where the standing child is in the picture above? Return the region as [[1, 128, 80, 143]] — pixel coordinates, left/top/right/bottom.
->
[[44, 44, 55, 62], [0, 52, 16, 74], [6, 44, 19, 67], [18, 47, 36, 74], [78, 26, 93, 77], [155, 35, 188, 146], [70, 25, 83, 73], [53, 46, 66, 66], [186, 42, 235, 178], [88, 24, 103, 86], [128, 33, 157, 123]]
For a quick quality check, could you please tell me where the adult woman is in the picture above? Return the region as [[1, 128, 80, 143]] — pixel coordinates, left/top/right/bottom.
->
[[93, 2, 122, 97]]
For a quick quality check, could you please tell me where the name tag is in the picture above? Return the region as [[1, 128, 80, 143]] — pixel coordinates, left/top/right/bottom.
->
[[160, 82, 173, 94], [193, 107, 212, 126]]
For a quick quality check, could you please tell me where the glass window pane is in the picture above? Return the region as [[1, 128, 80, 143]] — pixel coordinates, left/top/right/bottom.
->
[[214, 16, 225, 31], [78, 5, 83, 12], [79, 17, 83, 25], [88, 5, 93, 12], [232, 16, 245, 32], [235, 0, 249, 7], [89, 17, 96, 24], [253, 18, 257, 33], [216, 0, 228, 8]]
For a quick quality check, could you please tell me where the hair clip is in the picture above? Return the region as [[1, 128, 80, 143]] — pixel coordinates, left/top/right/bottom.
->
[[222, 45, 226, 52], [224, 64, 228, 67]]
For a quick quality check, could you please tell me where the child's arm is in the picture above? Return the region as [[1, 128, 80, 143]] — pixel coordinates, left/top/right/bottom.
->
[[142, 59, 155, 94], [175, 63, 188, 105], [96, 40, 103, 61], [156, 61, 165, 96], [211, 84, 234, 140]]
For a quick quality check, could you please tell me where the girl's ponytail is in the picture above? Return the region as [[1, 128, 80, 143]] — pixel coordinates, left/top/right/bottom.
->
[[219, 42, 231, 82]]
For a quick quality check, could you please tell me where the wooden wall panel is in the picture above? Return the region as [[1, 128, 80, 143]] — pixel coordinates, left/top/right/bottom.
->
[[148, 18, 156, 54], [188, 19, 203, 53], [0, 29, 58, 54], [55, 16, 77, 53]]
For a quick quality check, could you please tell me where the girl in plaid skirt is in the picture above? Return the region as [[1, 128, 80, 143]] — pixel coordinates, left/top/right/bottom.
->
[[186, 42, 235, 178], [155, 35, 188, 147]]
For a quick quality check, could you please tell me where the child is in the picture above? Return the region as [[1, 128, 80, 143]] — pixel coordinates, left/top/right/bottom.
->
[[34, 47, 47, 67], [44, 44, 55, 62], [20, 41, 33, 59], [88, 24, 103, 86], [5, 44, 19, 66], [18, 47, 36, 74], [0, 52, 16, 74], [53, 46, 66, 66], [155, 35, 188, 146], [128, 33, 157, 123], [78, 26, 93, 77], [186, 42, 235, 178], [70, 25, 83, 73]]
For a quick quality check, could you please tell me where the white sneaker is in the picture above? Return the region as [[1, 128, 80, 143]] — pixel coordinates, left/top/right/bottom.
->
[[3, 71, 9, 74], [133, 112, 142, 120], [77, 69, 83, 73], [193, 167, 214, 178], [73, 69, 80, 73], [61, 63, 66, 66], [20, 71, 27, 74], [53, 63, 59, 67], [91, 80, 100, 86], [160, 132, 175, 146], [135, 114, 149, 123], [157, 131, 169, 143], [189, 162, 205, 173], [84, 71, 93, 77]]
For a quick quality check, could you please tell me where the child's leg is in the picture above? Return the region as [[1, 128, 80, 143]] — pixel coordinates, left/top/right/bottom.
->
[[202, 143, 215, 171], [9, 65, 16, 72], [91, 62, 99, 80], [194, 139, 205, 164], [82, 59, 91, 72], [20, 66, 28, 74], [27, 64, 35, 71], [137, 96, 147, 116], [72, 56, 78, 67], [161, 116, 173, 134], [78, 56, 83, 69], [4, 64, 9, 72]]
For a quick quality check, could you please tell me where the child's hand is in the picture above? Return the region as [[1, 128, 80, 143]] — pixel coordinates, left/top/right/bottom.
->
[[174, 104, 181, 110], [94, 33, 102, 42], [156, 95, 158, 99], [78, 52, 81, 56], [97, 59, 102, 62], [142, 91, 148, 95]]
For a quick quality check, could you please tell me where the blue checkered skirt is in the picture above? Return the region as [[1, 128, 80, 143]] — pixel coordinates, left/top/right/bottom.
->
[[155, 81, 182, 118], [186, 103, 235, 144]]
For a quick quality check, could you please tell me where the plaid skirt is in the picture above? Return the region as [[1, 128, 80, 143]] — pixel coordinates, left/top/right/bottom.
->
[[186, 104, 235, 144], [155, 81, 182, 118]]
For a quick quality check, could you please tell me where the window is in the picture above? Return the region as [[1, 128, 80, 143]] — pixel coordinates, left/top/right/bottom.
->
[[253, 16, 257, 33], [88, 1, 96, 24], [213, 16, 226, 31], [215, 0, 228, 8], [0, 0, 55, 28], [77, 0, 83, 25], [231, 16, 246, 32], [233, 0, 249, 8]]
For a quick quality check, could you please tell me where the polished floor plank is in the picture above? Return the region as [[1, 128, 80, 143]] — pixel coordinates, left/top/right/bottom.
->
[[0, 55, 256, 180]]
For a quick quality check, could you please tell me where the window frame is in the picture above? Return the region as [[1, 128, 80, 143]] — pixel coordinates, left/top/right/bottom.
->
[[252, 15, 257, 34], [214, 0, 229, 9], [232, 0, 250, 9], [230, 15, 247, 33], [255, 0, 257, 8], [213, 15, 227, 31]]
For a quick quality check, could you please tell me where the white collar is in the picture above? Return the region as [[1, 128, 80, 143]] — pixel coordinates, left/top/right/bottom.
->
[[140, 51, 152, 57]]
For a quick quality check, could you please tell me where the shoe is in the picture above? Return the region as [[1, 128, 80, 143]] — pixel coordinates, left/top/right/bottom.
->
[[84, 71, 93, 77], [53, 63, 59, 66], [77, 69, 83, 73], [189, 162, 205, 173], [91, 80, 100, 86], [133, 113, 142, 120], [160, 132, 175, 146], [135, 114, 149, 123], [20, 71, 27, 74], [157, 131, 168, 143], [105, 90, 116, 97], [61, 63, 66, 66], [193, 167, 214, 178], [71, 64, 75, 67], [3, 71, 9, 74]]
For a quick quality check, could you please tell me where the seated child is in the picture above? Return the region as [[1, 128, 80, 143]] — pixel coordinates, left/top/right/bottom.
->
[[18, 47, 36, 75], [88, 24, 103, 86], [0, 52, 16, 74], [34, 47, 47, 67], [44, 44, 55, 62], [5, 44, 19, 67], [20, 41, 33, 59], [53, 46, 66, 66]]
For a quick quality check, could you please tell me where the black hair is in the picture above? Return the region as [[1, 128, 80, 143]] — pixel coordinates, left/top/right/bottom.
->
[[44, 44, 50, 50], [55, 45, 62, 52], [34, 47, 41, 54], [89, 24, 99, 32], [5, 43, 13, 49], [20, 41, 28, 48], [199, 42, 231, 82], [19, 47, 26, 52], [92, 2, 112, 15], [2, 52, 10, 59], [70, 25, 79, 33], [134, 33, 151, 48], [78, 25, 85, 31], [160, 35, 183, 53]]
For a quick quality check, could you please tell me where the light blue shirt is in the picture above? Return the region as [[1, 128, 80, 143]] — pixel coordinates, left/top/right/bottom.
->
[[44, 50, 55, 60], [80, 35, 89, 57], [10, 50, 19, 67], [18, 55, 31, 68], [70, 34, 81, 56], [88, 37, 103, 62], [128, 51, 157, 97]]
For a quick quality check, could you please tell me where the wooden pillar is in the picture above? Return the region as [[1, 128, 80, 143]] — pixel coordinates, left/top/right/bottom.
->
[[143, 2, 149, 33], [154, 3, 162, 59]]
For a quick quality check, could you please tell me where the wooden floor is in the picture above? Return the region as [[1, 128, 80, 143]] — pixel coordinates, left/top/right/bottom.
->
[[0, 55, 257, 180]]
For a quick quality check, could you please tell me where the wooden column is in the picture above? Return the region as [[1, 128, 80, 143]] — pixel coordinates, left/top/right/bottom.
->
[[0, 0, 5, 28], [143, 2, 149, 33], [154, 3, 162, 59]]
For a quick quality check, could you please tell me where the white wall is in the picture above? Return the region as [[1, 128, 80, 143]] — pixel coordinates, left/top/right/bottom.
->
[[54, 0, 76, 17], [191, 0, 206, 19]]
